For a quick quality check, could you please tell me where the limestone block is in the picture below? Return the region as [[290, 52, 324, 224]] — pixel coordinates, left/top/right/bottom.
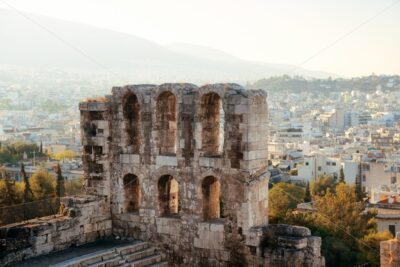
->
[[130, 154, 140, 164], [277, 236, 308, 249], [198, 222, 210, 232], [32, 234, 49, 245], [34, 243, 54, 255], [307, 236, 322, 256], [180, 139, 185, 149], [156, 155, 178, 166], [243, 151, 257, 161], [210, 223, 224, 232], [96, 120, 108, 129], [120, 154, 130, 164], [199, 156, 222, 168], [234, 105, 248, 114]]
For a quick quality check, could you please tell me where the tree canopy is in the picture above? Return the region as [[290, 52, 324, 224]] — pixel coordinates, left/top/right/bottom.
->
[[269, 180, 390, 267]]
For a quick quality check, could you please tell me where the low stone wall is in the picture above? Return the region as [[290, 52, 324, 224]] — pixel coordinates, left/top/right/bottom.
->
[[381, 232, 400, 267], [0, 195, 112, 266], [245, 224, 325, 267]]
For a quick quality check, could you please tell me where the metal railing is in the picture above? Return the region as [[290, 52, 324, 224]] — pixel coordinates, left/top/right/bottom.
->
[[0, 197, 62, 226], [0, 177, 84, 227]]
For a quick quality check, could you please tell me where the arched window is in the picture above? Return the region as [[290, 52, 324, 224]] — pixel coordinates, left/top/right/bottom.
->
[[158, 175, 179, 216], [156, 92, 177, 155], [123, 92, 141, 153], [123, 174, 140, 212], [202, 176, 221, 220], [201, 93, 224, 155]]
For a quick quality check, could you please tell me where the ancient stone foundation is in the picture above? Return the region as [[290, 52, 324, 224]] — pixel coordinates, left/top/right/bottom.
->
[[0, 196, 111, 266], [0, 83, 324, 267], [246, 225, 324, 267], [381, 232, 400, 267]]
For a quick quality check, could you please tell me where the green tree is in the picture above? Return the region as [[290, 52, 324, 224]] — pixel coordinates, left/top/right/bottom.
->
[[269, 182, 305, 220], [339, 167, 345, 183], [0, 174, 18, 206], [314, 183, 367, 241], [355, 174, 364, 201], [358, 231, 392, 266], [311, 175, 336, 196], [274, 182, 388, 267], [65, 176, 83, 196], [30, 169, 56, 199], [21, 163, 33, 202], [56, 163, 65, 198]]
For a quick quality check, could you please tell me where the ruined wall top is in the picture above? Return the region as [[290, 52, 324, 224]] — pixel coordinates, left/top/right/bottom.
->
[[79, 83, 267, 106]]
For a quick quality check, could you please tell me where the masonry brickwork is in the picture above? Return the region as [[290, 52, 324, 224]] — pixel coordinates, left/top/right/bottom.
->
[[381, 232, 400, 267], [0, 196, 111, 266], [0, 83, 324, 267]]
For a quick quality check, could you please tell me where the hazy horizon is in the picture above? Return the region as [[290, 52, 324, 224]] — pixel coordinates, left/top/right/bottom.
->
[[1, 0, 399, 77]]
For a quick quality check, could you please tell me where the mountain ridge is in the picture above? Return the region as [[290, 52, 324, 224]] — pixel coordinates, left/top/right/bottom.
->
[[0, 8, 335, 83]]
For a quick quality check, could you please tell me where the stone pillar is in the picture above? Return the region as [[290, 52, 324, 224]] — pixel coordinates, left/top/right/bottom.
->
[[381, 232, 400, 267], [79, 98, 111, 197]]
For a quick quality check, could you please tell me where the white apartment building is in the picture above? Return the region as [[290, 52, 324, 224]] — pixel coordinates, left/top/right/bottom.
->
[[361, 161, 400, 194], [297, 154, 341, 182], [319, 108, 345, 131]]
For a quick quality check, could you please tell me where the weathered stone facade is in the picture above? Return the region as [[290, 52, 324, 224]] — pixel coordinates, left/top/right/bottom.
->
[[0, 196, 111, 266], [80, 83, 270, 266], [0, 83, 324, 267], [381, 232, 400, 267], [78, 83, 323, 266]]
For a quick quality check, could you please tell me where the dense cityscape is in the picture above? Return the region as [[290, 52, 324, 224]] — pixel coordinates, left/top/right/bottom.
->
[[1, 1, 399, 267]]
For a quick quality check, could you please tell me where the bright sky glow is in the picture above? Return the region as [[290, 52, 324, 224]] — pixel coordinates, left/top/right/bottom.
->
[[1, 0, 399, 76]]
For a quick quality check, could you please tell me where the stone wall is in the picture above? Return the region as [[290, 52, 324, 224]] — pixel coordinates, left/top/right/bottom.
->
[[0, 196, 111, 266], [245, 224, 325, 267], [381, 232, 400, 267], [94, 83, 269, 266], [77, 83, 324, 266], [0, 82, 324, 267]]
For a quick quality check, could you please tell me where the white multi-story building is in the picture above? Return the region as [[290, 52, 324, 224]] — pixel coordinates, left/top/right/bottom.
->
[[319, 108, 345, 131], [297, 153, 341, 182]]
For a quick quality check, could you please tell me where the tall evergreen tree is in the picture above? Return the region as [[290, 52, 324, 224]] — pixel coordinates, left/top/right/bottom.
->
[[339, 166, 345, 183], [21, 163, 32, 202], [56, 163, 65, 198], [39, 141, 43, 154], [355, 174, 364, 201], [304, 182, 312, 202]]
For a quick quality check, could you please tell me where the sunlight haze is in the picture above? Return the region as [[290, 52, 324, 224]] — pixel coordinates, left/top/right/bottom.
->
[[1, 0, 399, 77]]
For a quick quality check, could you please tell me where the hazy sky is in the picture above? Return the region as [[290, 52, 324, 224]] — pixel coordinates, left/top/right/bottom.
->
[[1, 0, 399, 77]]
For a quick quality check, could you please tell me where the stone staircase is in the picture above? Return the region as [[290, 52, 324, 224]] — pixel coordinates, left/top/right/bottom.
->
[[51, 241, 168, 267]]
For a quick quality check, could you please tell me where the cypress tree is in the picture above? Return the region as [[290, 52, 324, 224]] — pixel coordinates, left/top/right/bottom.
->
[[21, 163, 33, 202], [355, 174, 364, 201], [304, 182, 312, 202], [339, 167, 345, 183], [39, 141, 43, 154], [56, 163, 65, 198]]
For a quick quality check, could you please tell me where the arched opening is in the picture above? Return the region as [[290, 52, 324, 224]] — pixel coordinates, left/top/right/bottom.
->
[[158, 175, 179, 216], [202, 176, 221, 221], [123, 174, 140, 213], [123, 92, 141, 153], [156, 92, 177, 155], [201, 93, 224, 155]]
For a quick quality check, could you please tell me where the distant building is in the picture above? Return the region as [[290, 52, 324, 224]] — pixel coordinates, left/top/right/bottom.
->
[[297, 154, 341, 182]]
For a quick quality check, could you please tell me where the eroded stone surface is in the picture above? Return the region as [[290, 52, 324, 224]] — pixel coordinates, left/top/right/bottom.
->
[[1, 83, 324, 267], [381, 234, 400, 267], [0, 196, 111, 266]]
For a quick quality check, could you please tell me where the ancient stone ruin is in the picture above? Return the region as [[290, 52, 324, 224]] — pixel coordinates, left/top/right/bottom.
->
[[0, 83, 324, 267], [381, 232, 400, 267]]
